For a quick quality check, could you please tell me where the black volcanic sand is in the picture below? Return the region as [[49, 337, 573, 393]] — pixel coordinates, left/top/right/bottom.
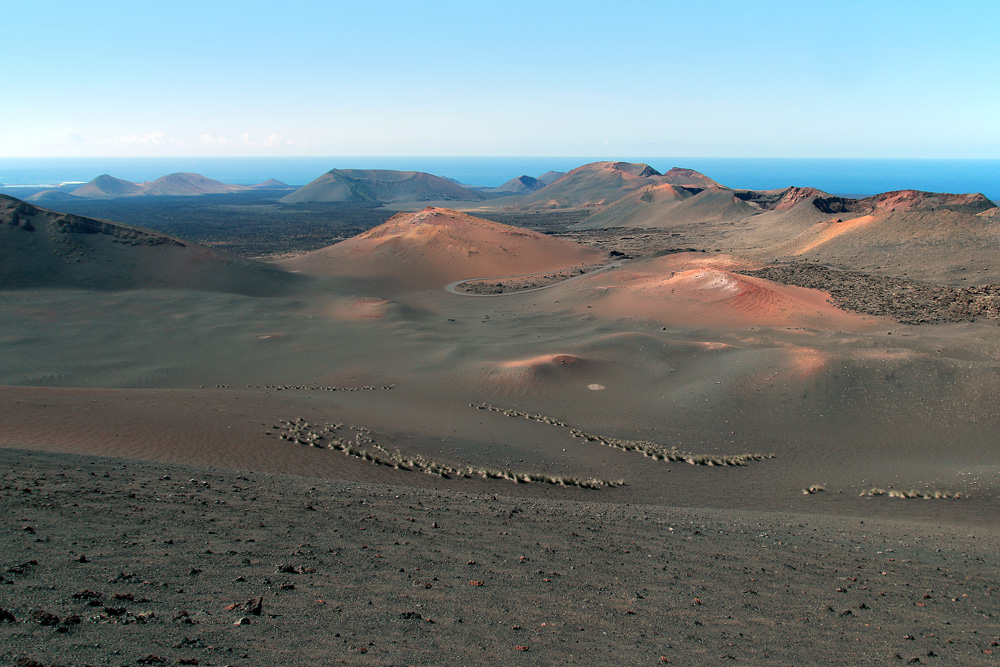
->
[[5, 200, 1000, 665], [3, 279, 1000, 524], [2, 448, 999, 667]]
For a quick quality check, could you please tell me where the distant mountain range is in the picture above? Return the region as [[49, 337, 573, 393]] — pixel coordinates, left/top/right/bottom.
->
[[26, 173, 293, 201], [16, 163, 997, 262]]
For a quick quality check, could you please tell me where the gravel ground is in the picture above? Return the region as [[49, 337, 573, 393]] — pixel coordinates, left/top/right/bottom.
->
[[3, 447, 999, 667]]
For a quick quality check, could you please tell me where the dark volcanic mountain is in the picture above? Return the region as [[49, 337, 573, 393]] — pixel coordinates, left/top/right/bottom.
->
[[70, 173, 249, 198], [250, 178, 294, 190], [279, 169, 485, 204], [485, 175, 545, 195], [71, 174, 146, 197], [140, 173, 248, 196], [659, 167, 722, 189], [24, 190, 82, 203], [0, 195, 299, 294], [506, 162, 721, 209], [537, 170, 566, 185]]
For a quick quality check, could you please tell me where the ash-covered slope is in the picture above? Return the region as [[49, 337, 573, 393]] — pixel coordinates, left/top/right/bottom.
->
[[0, 195, 300, 294], [726, 188, 1000, 283], [279, 169, 485, 204], [573, 183, 759, 230], [276, 206, 606, 290]]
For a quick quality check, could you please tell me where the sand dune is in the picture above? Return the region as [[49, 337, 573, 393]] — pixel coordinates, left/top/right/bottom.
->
[[479, 353, 596, 390], [322, 296, 404, 321], [276, 206, 607, 290]]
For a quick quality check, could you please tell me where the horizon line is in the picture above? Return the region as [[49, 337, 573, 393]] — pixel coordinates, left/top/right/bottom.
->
[[3, 155, 1000, 161]]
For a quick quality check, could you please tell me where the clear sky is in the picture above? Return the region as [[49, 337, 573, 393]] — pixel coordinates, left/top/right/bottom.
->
[[4, 0, 998, 158]]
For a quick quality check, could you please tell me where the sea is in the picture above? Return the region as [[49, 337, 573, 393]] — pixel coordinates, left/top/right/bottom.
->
[[0, 157, 997, 202]]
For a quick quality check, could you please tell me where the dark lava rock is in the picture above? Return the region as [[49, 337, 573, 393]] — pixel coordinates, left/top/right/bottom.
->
[[738, 264, 1000, 325], [31, 609, 60, 625], [242, 596, 263, 616]]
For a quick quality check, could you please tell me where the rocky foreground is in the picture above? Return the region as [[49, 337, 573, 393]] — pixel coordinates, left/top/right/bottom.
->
[[2, 448, 999, 666]]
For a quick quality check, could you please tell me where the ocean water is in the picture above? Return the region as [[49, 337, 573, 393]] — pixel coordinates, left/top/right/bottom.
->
[[0, 156, 997, 202]]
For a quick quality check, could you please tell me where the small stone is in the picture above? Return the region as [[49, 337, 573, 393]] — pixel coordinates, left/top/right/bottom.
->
[[72, 589, 103, 601], [173, 610, 191, 621], [242, 596, 263, 616], [31, 610, 60, 625]]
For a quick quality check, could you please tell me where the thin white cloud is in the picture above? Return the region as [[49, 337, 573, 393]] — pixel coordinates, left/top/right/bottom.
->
[[113, 130, 171, 145], [198, 134, 229, 146]]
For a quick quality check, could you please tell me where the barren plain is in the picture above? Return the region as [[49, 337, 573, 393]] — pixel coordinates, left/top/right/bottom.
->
[[2, 162, 1000, 666]]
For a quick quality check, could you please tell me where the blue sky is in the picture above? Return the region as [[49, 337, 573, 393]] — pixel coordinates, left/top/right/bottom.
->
[[3, 0, 998, 158]]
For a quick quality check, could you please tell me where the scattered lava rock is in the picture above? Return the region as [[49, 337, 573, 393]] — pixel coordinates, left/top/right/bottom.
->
[[230, 596, 264, 616], [72, 589, 103, 601], [739, 264, 1000, 325], [7, 560, 38, 575], [30, 610, 60, 626], [276, 564, 314, 574]]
